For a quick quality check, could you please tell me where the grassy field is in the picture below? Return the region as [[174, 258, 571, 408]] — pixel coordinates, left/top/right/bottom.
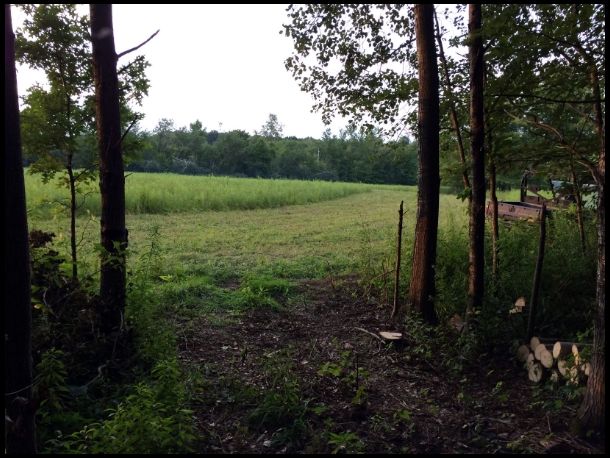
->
[[26, 172, 594, 317], [25, 171, 394, 217], [26, 176, 468, 284]]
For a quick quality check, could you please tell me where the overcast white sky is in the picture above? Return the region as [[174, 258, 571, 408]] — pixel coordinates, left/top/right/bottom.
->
[[13, 4, 353, 139]]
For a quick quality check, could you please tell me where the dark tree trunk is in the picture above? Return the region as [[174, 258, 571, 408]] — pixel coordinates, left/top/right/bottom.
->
[[466, 3, 486, 320], [4, 4, 37, 453], [576, 177, 604, 435], [408, 4, 440, 325], [576, 58, 605, 436], [90, 4, 127, 334], [526, 203, 547, 341]]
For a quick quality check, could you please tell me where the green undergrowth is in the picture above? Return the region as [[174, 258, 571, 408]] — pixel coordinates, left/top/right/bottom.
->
[[36, 225, 198, 453]]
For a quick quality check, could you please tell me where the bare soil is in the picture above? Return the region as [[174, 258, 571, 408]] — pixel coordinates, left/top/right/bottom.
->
[[178, 276, 603, 454]]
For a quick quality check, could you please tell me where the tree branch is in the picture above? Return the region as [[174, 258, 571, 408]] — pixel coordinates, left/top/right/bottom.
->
[[117, 29, 159, 60], [505, 109, 598, 179], [488, 93, 604, 104], [120, 117, 139, 146]]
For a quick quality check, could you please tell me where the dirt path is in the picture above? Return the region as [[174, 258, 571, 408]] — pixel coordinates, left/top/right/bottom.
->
[[178, 277, 601, 454]]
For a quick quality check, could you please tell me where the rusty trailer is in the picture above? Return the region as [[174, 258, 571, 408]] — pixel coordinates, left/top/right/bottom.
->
[[486, 200, 544, 222], [487, 171, 574, 223]]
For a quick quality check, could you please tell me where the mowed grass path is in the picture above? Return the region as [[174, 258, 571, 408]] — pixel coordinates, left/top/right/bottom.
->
[[27, 184, 469, 281]]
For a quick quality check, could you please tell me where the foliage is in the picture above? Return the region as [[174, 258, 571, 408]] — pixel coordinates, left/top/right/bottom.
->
[[16, 4, 150, 166], [483, 4, 604, 180], [33, 349, 94, 448], [248, 349, 310, 446], [257, 113, 284, 138], [34, 349, 70, 415], [16, 4, 150, 279], [51, 359, 195, 454], [282, 4, 416, 134], [327, 431, 365, 454], [125, 224, 177, 364], [29, 230, 113, 376], [125, 118, 419, 185]]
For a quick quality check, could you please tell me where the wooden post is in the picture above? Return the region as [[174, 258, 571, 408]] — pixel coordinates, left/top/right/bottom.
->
[[391, 201, 404, 318], [526, 202, 547, 341]]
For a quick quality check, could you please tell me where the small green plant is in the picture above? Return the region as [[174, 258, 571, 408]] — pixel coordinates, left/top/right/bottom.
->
[[393, 409, 416, 438], [506, 434, 534, 453], [231, 275, 293, 311], [492, 381, 509, 403], [318, 350, 369, 405], [34, 348, 70, 412], [248, 350, 310, 446], [311, 403, 329, 416], [369, 413, 393, 434], [318, 361, 344, 378], [327, 431, 365, 454]]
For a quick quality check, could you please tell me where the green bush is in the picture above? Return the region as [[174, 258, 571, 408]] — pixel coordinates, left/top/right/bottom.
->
[[55, 359, 195, 454]]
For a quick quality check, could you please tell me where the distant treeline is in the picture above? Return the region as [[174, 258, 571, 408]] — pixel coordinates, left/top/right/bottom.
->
[[21, 116, 533, 189], [86, 120, 419, 185]]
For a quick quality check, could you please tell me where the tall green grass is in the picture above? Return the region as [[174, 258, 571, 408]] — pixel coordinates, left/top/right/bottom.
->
[[24, 171, 382, 217]]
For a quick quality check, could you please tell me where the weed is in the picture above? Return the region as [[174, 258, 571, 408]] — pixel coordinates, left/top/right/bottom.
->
[[327, 431, 365, 454], [393, 409, 416, 439], [248, 349, 310, 446], [318, 350, 369, 404], [491, 381, 509, 404]]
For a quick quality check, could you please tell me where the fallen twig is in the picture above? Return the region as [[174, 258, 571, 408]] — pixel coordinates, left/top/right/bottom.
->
[[353, 326, 383, 342]]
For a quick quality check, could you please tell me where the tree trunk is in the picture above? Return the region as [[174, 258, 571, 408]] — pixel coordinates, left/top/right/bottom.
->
[[407, 4, 440, 325], [576, 171, 604, 434], [433, 10, 470, 198], [4, 4, 37, 453], [489, 148, 499, 281], [466, 3, 486, 321], [67, 162, 78, 281], [570, 161, 586, 254], [526, 203, 547, 341], [576, 52, 605, 437], [391, 201, 404, 319], [91, 4, 127, 334]]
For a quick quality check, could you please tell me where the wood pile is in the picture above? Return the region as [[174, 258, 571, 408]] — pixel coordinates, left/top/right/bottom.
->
[[516, 337, 591, 385]]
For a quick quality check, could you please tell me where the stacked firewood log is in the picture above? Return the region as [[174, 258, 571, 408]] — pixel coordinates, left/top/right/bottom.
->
[[516, 336, 591, 385]]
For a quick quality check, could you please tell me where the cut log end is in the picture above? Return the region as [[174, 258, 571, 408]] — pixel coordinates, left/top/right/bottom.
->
[[528, 362, 545, 383], [540, 350, 554, 369], [379, 331, 403, 340], [534, 343, 554, 369], [552, 341, 573, 360]]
